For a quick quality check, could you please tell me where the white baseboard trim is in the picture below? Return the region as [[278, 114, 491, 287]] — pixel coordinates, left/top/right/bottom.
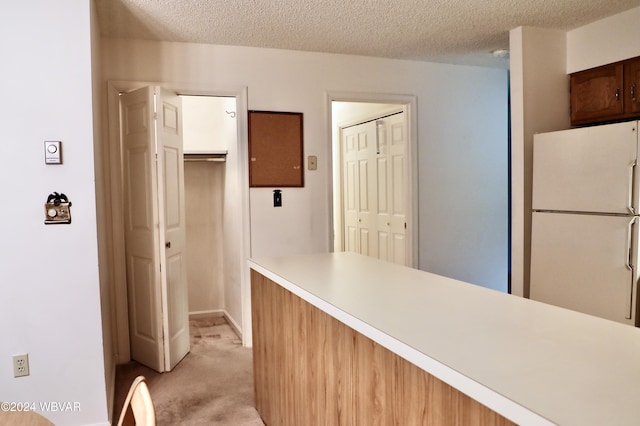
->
[[189, 309, 243, 340], [106, 357, 117, 424], [223, 311, 243, 339], [188, 309, 225, 320]]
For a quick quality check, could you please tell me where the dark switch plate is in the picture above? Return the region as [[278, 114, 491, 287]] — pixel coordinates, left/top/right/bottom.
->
[[273, 189, 282, 207]]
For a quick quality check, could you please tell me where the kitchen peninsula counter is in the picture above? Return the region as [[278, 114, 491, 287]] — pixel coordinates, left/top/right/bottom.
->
[[249, 252, 640, 425]]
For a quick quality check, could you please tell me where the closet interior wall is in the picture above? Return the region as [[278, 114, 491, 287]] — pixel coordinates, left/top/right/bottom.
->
[[181, 94, 237, 319], [185, 161, 225, 316]]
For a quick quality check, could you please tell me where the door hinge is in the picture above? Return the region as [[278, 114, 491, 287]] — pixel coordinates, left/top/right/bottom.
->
[[404, 222, 407, 229]]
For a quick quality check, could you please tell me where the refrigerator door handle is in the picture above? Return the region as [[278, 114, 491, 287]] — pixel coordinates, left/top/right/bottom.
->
[[628, 160, 637, 214], [626, 217, 637, 319]]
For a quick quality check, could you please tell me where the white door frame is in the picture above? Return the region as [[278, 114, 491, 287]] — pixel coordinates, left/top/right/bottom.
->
[[106, 80, 252, 363], [327, 91, 419, 268]]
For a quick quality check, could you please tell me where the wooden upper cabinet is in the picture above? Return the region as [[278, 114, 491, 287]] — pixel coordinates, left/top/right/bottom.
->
[[570, 63, 623, 125], [624, 58, 640, 115], [570, 56, 640, 126]]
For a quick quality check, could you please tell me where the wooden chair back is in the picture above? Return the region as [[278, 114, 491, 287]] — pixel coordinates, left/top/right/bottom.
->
[[116, 375, 156, 426], [0, 407, 55, 426]]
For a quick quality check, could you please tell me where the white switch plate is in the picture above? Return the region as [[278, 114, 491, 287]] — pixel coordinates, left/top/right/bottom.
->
[[308, 155, 317, 171], [44, 141, 62, 164]]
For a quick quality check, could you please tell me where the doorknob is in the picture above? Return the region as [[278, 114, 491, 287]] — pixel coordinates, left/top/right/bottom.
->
[[165, 242, 171, 248]]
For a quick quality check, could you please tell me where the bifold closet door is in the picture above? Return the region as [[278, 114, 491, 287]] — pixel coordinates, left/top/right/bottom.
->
[[121, 86, 190, 372]]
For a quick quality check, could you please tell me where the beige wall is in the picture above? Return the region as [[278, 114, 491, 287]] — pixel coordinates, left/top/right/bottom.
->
[[0, 1, 109, 424], [509, 27, 570, 297], [182, 95, 236, 153], [567, 6, 640, 73], [91, 0, 116, 420]]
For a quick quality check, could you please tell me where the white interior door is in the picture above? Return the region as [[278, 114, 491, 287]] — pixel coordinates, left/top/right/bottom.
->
[[341, 112, 407, 265], [375, 114, 407, 265], [121, 86, 190, 372], [342, 121, 377, 257], [530, 212, 638, 325], [156, 88, 190, 371]]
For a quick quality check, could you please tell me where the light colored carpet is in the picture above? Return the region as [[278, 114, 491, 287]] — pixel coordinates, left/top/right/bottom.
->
[[113, 317, 264, 425]]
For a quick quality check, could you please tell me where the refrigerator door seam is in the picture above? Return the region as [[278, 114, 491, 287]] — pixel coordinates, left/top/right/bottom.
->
[[532, 210, 636, 217]]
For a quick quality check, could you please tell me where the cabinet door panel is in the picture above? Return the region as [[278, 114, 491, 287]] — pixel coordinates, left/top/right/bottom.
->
[[570, 63, 624, 125], [625, 59, 640, 115]]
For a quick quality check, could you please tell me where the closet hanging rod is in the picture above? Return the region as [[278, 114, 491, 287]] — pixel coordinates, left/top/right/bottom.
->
[[341, 110, 403, 129]]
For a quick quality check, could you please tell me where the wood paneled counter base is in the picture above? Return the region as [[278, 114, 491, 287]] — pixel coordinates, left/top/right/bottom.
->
[[250, 253, 640, 426], [251, 270, 514, 425]]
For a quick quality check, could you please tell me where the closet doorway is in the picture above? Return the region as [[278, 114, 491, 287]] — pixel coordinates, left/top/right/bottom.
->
[[107, 81, 251, 366], [181, 95, 241, 332], [331, 98, 418, 267]]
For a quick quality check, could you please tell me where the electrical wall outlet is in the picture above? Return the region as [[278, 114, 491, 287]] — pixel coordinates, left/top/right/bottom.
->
[[13, 354, 29, 377]]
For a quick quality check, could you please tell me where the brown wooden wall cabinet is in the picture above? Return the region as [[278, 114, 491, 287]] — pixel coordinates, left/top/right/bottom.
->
[[248, 111, 304, 187], [250, 270, 516, 426], [570, 56, 640, 126], [625, 59, 640, 116]]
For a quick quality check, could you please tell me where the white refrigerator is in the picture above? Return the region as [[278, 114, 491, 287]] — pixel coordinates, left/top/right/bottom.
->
[[530, 120, 640, 326]]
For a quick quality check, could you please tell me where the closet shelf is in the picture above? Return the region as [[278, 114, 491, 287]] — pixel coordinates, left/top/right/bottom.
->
[[184, 152, 227, 162]]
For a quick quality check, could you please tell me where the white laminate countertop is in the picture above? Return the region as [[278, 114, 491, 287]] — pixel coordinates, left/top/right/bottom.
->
[[248, 252, 640, 426]]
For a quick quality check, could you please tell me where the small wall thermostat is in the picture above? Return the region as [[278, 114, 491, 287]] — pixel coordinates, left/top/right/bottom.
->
[[44, 141, 62, 164]]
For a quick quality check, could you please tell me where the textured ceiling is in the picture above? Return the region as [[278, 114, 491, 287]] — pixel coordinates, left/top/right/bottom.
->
[[95, 0, 640, 68]]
